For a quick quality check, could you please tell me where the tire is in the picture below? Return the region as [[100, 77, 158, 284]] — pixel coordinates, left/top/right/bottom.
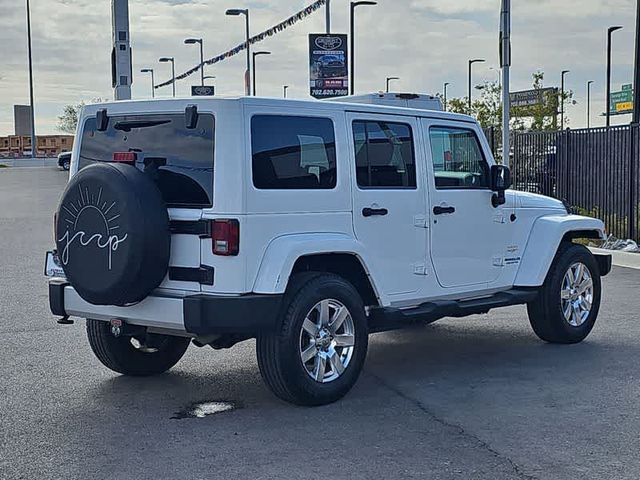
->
[[86, 319, 190, 376], [257, 273, 369, 406], [527, 242, 602, 344], [62, 159, 70, 171]]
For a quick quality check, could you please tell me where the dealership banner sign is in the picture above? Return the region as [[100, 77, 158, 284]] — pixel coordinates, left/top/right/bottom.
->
[[309, 34, 348, 99]]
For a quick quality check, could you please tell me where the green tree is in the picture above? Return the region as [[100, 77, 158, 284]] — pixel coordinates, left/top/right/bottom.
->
[[56, 98, 105, 134], [56, 102, 84, 134]]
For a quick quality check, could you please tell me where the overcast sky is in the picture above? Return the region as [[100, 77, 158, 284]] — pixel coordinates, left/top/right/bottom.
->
[[0, 0, 637, 135]]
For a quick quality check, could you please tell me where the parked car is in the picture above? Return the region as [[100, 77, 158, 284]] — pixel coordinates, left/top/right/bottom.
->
[[57, 151, 71, 171], [46, 96, 611, 406]]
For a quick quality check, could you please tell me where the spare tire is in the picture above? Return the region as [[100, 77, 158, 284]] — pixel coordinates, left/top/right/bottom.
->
[[55, 163, 170, 306]]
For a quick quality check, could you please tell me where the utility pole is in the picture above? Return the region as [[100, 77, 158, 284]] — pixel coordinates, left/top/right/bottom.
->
[[25, 0, 37, 158], [111, 0, 132, 101], [500, 0, 511, 167]]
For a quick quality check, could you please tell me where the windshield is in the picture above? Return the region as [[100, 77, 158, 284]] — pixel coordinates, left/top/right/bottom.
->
[[78, 113, 215, 208]]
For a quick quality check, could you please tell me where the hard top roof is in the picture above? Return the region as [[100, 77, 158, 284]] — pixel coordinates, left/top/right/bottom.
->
[[81, 96, 476, 124]]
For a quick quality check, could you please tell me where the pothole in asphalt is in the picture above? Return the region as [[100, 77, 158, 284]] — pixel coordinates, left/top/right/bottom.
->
[[171, 401, 240, 420]]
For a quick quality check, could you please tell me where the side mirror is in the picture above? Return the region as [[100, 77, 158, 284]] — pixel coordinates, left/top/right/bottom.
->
[[490, 164, 512, 192], [490, 165, 512, 208]]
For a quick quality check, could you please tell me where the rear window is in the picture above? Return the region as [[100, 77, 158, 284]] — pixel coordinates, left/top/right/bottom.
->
[[78, 113, 215, 208], [251, 115, 337, 190]]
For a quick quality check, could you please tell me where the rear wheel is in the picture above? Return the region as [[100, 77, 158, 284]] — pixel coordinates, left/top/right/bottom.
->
[[62, 159, 70, 171], [527, 243, 602, 344], [257, 273, 368, 406], [86, 319, 190, 376]]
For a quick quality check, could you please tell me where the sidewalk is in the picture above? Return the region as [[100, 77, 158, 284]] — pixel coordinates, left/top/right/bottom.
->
[[590, 247, 640, 270], [0, 158, 58, 168]]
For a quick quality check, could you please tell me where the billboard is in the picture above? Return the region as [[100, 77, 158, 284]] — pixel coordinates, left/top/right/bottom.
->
[[510, 88, 557, 108], [309, 34, 348, 99]]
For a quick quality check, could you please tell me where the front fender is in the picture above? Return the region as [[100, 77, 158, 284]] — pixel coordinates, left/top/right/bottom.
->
[[252, 233, 382, 299], [514, 214, 606, 287]]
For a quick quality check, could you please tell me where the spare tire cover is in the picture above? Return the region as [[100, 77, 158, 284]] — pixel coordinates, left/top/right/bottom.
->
[[55, 163, 170, 306]]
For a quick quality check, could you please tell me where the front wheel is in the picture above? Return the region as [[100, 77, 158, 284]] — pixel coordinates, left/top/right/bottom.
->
[[527, 243, 602, 344], [86, 319, 190, 376], [257, 273, 369, 406]]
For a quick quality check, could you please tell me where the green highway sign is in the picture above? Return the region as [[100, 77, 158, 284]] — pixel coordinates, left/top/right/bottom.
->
[[610, 85, 634, 115]]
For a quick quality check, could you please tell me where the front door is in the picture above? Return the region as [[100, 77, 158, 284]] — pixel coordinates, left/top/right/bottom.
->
[[348, 113, 427, 298], [421, 119, 509, 289]]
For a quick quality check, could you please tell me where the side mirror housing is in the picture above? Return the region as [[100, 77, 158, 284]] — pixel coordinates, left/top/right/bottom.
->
[[490, 165, 512, 208], [490, 164, 512, 192]]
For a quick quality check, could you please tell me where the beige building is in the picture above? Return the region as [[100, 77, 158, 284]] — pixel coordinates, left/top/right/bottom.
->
[[0, 135, 74, 158]]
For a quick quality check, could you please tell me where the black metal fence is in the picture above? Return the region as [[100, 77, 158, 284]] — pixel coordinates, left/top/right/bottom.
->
[[506, 126, 639, 242]]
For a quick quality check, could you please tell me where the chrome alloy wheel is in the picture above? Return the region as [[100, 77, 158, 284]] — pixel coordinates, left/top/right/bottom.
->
[[561, 262, 594, 327], [299, 299, 355, 383]]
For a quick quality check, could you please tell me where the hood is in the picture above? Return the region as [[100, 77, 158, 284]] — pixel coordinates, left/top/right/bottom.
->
[[516, 191, 566, 211]]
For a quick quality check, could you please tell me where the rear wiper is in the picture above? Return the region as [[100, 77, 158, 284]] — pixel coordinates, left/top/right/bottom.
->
[[113, 120, 171, 132]]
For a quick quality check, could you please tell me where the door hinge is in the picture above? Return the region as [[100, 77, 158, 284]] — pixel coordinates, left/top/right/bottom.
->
[[414, 215, 428, 228], [413, 264, 428, 276]]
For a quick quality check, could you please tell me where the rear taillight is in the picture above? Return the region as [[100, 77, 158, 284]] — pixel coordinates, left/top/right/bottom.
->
[[211, 219, 240, 256], [112, 152, 137, 164]]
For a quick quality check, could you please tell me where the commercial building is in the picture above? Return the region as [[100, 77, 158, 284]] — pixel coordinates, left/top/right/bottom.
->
[[0, 134, 74, 158]]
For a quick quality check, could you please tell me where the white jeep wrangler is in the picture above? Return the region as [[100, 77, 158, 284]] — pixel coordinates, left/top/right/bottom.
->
[[46, 96, 611, 406]]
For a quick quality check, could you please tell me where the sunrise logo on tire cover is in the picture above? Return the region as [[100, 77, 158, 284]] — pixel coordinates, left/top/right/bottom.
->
[[57, 184, 128, 271]]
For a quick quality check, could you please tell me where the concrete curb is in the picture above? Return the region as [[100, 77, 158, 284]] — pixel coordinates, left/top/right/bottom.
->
[[590, 247, 640, 270]]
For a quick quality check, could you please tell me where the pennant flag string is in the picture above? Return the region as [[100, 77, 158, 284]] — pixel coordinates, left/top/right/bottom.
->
[[155, 0, 327, 89]]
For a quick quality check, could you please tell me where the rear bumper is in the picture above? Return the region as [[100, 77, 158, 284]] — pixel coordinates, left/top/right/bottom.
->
[[49, 280, 282, 336]]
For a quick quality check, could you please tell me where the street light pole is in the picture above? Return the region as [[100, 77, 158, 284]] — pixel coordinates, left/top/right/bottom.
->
[[252, 51, 271, 96], [226, 9, 251, 96], [25, 0, 37, 158], [326, 0, 331, 33], [159, 57, 176, 97], [561, 70, 569, 130], [283, 85, 289, 98], [587, 80, 594, 128], [634, 0, 640, 124], [141, 69, 155, 98], [350, 1, 377, 96], [606, 26, 623, 127], [184, 38, 204, 87], [443, 82, 450, 112], [468, 58, 485, 112], [385, 76, 399, 93]]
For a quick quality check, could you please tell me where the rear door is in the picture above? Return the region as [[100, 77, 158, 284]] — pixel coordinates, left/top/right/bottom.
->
[[347, 112, 428, 298], [77, 112, 216, 292]]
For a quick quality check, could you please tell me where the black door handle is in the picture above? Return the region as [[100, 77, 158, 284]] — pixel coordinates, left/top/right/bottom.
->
[[362, 207, 388, 217], [433, 206, 455, 215]]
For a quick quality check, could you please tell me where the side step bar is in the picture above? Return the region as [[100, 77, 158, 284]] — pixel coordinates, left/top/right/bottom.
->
[[368, 289, 538, 334]]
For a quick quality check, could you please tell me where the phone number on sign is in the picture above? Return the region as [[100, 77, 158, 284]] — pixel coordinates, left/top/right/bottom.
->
[[312, 89, 348, 97]]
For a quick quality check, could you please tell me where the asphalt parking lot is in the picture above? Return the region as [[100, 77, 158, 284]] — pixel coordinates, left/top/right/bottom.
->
[[1, 166, 639, 480]]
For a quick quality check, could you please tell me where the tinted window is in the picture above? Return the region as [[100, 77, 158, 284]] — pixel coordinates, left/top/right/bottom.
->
[[79, 114, 215, 207], [429, 127, 489, 189], [251, 115, 337, 190], [353, 120, 416, 188]]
